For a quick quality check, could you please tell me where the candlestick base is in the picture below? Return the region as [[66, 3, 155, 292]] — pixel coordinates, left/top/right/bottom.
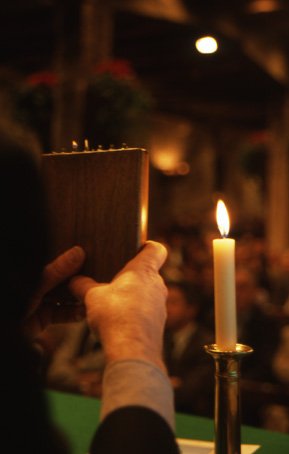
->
[[204, 343, 253, 454]]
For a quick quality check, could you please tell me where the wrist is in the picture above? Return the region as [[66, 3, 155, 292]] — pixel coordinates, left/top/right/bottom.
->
[[103, 337, 166, 373]]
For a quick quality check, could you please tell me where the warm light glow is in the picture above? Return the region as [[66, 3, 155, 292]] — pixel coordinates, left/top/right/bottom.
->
[[150, 149, 190, 175], [216, 200, 230, 237], [247, 0, 281, 13], [150, 146, 182, 173], [72, 140, 78, 151], [141, 204, 148, 240], [84, 139, 90, 150], [150, 116, 192, 175], [195, 36, 218, 54]]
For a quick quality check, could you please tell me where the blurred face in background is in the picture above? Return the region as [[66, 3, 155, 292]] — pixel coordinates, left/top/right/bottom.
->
[[236, 268, 258, 312], [165, 285, 197, 331]]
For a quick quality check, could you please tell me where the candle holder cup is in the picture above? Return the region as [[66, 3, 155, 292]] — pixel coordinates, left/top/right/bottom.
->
[[204, 343, 253, 454]]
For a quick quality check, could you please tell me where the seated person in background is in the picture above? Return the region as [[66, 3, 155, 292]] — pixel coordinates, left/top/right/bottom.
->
[[264, 315, 289, 433], [163, 282, 214, 417], [235, 267, 282, 428], [236, 267, 280, 382], [1, 120, 179, 454], [38, 320, 105, 397], [273, 324, 289, 385]]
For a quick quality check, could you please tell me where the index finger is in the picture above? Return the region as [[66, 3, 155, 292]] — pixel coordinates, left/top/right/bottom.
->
[[69, 275, 105, 302], [41, 246, 85, 295]]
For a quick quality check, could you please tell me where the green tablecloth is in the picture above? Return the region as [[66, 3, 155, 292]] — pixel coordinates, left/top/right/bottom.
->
[[47, 390, 289, 454]]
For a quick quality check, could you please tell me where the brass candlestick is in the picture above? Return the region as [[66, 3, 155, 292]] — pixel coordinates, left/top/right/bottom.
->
[[204, 343, 253, 454]]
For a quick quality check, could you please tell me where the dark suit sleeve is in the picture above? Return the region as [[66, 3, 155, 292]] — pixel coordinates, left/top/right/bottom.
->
[[90, 406, 180, 454]]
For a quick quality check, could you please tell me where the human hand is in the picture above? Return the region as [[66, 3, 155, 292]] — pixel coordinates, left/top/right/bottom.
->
[[70, 241, 168, 371], [78, 370, 103, 397], [25, 246, 85, 337]]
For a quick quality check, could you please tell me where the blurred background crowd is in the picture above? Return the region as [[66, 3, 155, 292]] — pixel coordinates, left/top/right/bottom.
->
[[37, 221, 289, 433], [159, 222, 289, 432]]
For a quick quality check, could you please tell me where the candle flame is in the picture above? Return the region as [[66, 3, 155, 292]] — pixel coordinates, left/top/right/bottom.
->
[[216, 200, 230, 237]]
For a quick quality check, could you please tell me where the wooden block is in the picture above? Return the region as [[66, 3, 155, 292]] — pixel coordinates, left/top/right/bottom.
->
[[42, 148, 148, 302]]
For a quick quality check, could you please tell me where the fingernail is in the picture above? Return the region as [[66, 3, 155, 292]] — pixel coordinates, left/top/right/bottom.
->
[[69, 246, 85, 262]]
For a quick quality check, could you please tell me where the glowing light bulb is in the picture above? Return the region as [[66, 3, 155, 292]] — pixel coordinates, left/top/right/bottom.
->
[[195, 36, 218, 54]]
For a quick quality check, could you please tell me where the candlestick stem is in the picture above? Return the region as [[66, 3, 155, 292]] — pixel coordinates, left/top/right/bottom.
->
[[204, 343, 253, 454]]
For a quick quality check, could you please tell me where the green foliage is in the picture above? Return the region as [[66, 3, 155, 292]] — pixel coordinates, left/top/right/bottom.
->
[[16, 83, 53, 150], [239, 138, 268, 179], [85, 72, 153, 148], [14, 60, 154, 150]]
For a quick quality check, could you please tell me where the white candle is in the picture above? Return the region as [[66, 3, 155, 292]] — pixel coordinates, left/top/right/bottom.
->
[[213, 200, 237, 350]]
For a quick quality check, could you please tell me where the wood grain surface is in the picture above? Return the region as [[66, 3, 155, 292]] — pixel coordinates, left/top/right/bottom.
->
[[42, 148, 148, 302]]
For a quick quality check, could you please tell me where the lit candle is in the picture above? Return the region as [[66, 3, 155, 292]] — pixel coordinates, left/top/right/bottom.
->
[[213, 200, 237, 350]]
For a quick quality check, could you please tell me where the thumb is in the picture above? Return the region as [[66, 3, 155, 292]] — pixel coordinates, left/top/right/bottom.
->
[[118, 240, 167, 276]]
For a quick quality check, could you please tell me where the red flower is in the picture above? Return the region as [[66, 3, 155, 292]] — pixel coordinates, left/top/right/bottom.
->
[[93, 59, 136, 80], [26, 71, 58, 87], [249, 130, 269, 144], [25, 60, 138, 88]]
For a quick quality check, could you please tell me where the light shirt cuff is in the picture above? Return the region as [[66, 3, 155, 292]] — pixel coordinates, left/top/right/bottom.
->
[[100, 359, 175, 431]]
